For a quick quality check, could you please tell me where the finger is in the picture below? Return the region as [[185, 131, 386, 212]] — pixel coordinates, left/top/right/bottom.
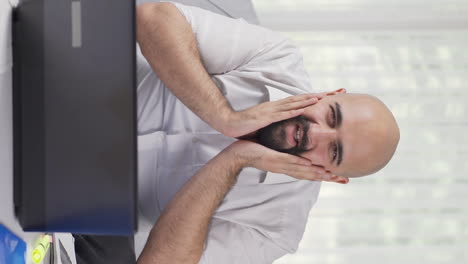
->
[[275, 164, 329, 181], [268, 108, 305, 123], [332, 175, 349, 184], [275, 94, 322, 105], [278, 153, 313, 166], [276, 97, 318, 111], [291, 164, 333, 181], [321, 174, 349, 184], [270, 157, 328, 179], [337, 178, 349, 184]]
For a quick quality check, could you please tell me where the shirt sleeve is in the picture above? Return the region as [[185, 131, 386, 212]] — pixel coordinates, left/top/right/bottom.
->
[[168, 1, 288, 75], [197, 218, 288, 264]]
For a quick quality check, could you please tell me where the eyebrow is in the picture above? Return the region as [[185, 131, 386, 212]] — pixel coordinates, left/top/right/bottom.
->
[[337, 140, 343, 166], [334, 102, 343, 166], [335, 102, 342, 128]]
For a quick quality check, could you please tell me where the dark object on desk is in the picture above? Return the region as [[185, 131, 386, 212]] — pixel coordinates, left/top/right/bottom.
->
[[73, 234, 136, 264], [12, 0, 138, 235]]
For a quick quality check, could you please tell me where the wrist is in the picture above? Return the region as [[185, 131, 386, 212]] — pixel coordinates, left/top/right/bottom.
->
[[215, 108, 237, 137], [222, 142, 251, 168]]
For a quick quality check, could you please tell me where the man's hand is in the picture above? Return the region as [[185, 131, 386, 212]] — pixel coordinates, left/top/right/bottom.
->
[[227, 140, 349, 183], [221, 93, 326, 138]]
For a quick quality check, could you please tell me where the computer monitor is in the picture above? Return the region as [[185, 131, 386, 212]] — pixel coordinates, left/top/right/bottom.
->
[[12, 0, 137, 235]]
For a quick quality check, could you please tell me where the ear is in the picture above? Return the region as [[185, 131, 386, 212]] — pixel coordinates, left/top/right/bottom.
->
[[323, 175, 349, 184], [325, 88, 347, 96]]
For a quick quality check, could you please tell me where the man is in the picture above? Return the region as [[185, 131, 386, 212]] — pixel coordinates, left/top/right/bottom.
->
[[134, 2, 400, 264]]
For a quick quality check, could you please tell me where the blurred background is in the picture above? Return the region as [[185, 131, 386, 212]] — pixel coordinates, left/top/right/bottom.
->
[[251, 0, 468, 263]]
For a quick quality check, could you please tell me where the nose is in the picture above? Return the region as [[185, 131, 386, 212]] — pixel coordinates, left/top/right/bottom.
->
[[310, 125, 337, 142], [301, 124, 338, 166]]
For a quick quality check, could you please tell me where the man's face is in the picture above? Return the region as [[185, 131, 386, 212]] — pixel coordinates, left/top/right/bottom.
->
[[258, 92, 399, 177]]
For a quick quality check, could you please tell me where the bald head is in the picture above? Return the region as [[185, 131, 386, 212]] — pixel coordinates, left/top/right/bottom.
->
[[332, 93, 400, 177]]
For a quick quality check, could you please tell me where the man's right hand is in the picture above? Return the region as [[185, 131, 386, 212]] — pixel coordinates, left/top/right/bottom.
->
[[220, 93, 326, 138], [226, 140, 349, 183]]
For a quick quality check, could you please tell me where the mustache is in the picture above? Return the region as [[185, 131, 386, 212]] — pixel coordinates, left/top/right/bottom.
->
[[258, 116, 310, 156]]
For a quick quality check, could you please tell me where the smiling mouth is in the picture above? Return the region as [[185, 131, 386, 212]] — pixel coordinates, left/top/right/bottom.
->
[[290, 123, 303, 148], [290, 119, 310, 151], [294, 125, 300, 146]]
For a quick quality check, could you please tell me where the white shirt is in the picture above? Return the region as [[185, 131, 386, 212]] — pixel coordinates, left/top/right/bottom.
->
[[135, 2, 322, 263]]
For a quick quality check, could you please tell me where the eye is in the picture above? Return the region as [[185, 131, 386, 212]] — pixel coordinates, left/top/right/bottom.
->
[[332, 143, 338, 162]]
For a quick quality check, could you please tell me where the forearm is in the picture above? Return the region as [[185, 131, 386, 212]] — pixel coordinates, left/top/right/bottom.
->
[[136, 3, 233, 134], [137, 145, 246, 264]]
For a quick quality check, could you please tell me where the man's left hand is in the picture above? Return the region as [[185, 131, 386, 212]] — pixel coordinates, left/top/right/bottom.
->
[[227, 140, 349, 183], [220, 93, 325, 138]]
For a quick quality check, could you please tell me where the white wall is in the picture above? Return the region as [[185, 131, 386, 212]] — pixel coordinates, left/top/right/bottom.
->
[[252, 1, 468, 263]]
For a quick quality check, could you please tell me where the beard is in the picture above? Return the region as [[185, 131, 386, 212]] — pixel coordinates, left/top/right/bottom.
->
[[257, 115, 310, 156]]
